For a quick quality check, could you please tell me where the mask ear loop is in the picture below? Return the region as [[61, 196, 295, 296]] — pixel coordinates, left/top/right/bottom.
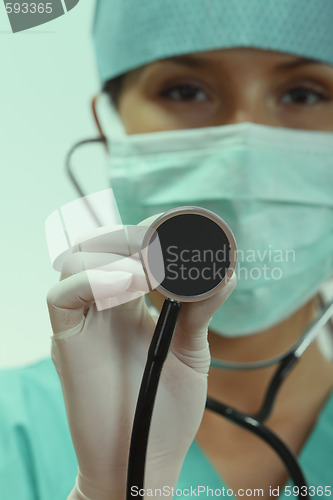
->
[[65, 94, 108, 226], [91, 94, 109, 152]]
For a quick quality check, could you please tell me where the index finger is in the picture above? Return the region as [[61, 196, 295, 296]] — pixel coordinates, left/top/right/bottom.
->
[[75, 225, 149, 255]]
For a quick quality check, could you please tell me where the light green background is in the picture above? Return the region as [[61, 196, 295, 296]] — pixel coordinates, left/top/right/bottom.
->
[[0, 0, 107, 367], [1, 1, 332, 368]]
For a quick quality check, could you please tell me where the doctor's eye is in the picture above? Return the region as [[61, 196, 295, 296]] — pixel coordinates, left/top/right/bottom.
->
[[280, 86, 329, 106], [160, 84, 208, 102]]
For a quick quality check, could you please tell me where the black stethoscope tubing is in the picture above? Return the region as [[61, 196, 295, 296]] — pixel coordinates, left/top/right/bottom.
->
[[205, 396, 308, 496], [126, 299, 182, 497], [126, 299, 333, 500]]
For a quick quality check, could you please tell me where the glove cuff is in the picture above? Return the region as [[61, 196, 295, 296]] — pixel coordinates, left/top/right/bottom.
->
[[69, 471, 125, 500]]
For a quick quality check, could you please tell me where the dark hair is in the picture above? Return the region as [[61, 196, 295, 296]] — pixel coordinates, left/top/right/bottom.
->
[[103, 74, 124, 108]]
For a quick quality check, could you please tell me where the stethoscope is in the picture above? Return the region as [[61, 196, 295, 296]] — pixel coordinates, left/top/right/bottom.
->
[[125, 207, 333, 500], [65, 113, 333, 500]]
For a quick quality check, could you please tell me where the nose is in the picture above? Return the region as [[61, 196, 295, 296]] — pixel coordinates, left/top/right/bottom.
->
[[210, 80, 281, 128], [220, 101, 279, 127], [226, 108, 265, 125]]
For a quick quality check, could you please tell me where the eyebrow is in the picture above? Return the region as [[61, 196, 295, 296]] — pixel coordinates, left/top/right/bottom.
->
[[158, 55, 211, 69], [156, 55, 323, 71], [276, 58, 322, 70]]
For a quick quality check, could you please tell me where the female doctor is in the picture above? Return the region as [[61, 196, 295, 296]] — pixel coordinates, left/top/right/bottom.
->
[[47, 0, 333, 499]]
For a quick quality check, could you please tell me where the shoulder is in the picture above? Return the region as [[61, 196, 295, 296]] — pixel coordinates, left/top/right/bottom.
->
[[0, 358, 61, 422], [0, 358, 77, 500]]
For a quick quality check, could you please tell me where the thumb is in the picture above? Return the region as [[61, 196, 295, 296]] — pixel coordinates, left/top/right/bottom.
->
[[171, 273, 237, 371], [47, 270, 133, 334]]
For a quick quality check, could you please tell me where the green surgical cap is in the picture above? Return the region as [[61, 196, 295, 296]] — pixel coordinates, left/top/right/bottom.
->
[[92, 0, 333, 85]]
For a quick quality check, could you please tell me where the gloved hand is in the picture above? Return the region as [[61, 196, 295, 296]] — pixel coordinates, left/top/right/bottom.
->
[[47, 217, 236, 500]]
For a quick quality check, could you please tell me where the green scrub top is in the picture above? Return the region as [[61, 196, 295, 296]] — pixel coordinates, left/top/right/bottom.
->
[[0, 358, 332, 499]]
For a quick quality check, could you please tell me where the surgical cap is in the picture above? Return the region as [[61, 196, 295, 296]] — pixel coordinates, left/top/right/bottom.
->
[[92, 0, 333, 85]]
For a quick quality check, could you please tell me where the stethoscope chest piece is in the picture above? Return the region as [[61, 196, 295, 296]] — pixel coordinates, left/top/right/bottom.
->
[[141, 206, 237, 302]]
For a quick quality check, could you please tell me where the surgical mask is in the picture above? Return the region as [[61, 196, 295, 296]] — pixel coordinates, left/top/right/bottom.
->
[[100, 101, 333, 337]]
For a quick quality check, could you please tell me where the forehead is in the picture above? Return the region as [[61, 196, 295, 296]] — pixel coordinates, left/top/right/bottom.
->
[[122, 49, 326, 88], [143, 48, 321, 72]]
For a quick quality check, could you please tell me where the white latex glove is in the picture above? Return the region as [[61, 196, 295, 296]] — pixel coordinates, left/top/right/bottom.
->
[[47, 218, 236, 500]]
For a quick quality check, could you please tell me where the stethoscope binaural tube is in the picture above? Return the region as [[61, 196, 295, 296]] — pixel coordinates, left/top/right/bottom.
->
[[206, 300, 333, 500]]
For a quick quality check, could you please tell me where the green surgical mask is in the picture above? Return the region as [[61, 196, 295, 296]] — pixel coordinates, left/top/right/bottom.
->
[[103, 104, 333, 336]]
